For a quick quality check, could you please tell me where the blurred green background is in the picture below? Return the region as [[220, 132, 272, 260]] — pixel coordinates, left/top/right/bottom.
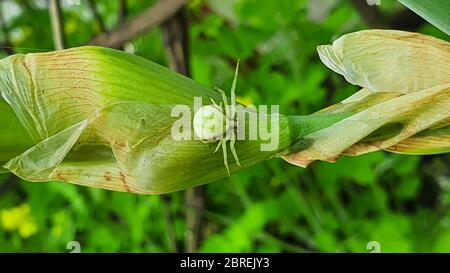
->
[[0, 0, 449, 252]]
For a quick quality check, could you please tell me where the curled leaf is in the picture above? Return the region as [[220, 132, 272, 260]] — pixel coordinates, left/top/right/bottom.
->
[[284, 30, 450, 166], [317, 30, 450, 93], [0, 47, 291, 194]]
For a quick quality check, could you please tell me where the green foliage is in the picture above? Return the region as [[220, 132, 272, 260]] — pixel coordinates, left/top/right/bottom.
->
[[0, 0, 448, 253], [399, 0, 450, 35]]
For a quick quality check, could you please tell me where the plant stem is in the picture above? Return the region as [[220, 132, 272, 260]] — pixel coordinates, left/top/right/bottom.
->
[[287, 112, 354, 140], [49, 0, 66, 50], [162, 7, 205, 252]]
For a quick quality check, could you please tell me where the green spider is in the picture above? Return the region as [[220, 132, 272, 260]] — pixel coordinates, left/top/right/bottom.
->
[[193, 60, 242, 175]]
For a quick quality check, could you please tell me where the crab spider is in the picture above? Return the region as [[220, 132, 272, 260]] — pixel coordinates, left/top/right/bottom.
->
[[193, 60, 242, 175]]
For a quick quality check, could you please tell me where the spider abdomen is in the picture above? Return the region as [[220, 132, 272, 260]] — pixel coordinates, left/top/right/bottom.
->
[[193, 105, 230, 140]]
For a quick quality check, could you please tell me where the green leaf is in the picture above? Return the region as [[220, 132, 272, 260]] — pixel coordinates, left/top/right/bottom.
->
[[0, 47, 297, 194], [398, 0, 450, 35]]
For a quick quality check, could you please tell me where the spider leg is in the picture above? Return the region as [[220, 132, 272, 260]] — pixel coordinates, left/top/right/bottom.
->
[[209, 97, 218, 106], [213, 140, 221, 153], [230, 131, 241, 167], [230, 59, 239, 120], [210, 97, 223, 108], [221, 139, 230, 176], [214, 87, 230, 119]]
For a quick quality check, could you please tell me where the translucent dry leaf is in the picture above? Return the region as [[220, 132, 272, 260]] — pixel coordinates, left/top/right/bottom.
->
[[284, 30, 450, 167]]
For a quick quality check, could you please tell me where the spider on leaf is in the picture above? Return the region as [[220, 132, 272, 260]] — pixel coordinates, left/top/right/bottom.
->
[[193, 60, 242, 175]]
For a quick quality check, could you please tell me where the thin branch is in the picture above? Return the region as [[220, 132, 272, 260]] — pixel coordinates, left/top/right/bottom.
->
[[86, 0, 106, 33], [162, 10, 190, 75], [48, 0, 66, 50], [184, 187, 205, 252], [118, 0, 128, 25], [162, 9, 205, 253], [161, 195, 178, 252], [89, 0, 187, 48]]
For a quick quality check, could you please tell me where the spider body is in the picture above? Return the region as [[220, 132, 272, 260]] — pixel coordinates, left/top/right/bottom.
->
[[193, 61, 242, 175], [193, 104, 229, 141]]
